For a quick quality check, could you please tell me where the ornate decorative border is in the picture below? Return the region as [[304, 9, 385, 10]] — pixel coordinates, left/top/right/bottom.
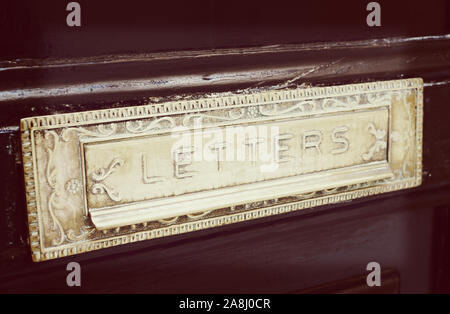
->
[[21, 78, 423, 262], [20, 79, 422, 131]]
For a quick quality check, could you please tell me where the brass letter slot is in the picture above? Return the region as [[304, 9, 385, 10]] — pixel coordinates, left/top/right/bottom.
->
[[21, 78, 423, 261]]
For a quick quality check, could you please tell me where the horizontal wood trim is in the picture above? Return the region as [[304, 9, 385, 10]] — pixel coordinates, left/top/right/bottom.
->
[[0, 35, 450, 99]]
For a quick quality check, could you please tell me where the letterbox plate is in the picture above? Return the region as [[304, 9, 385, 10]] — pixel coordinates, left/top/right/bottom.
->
[[21, 78, 423, 261]]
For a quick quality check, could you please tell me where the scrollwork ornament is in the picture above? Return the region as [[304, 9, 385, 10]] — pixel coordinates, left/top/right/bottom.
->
[[90, 158, 124, 202]]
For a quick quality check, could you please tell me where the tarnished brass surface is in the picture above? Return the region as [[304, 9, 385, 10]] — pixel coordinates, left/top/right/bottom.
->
[[21, 78, 423, 261]]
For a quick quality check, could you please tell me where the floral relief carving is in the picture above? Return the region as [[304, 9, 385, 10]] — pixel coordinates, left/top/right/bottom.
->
[[44, 131, 95, 246]]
